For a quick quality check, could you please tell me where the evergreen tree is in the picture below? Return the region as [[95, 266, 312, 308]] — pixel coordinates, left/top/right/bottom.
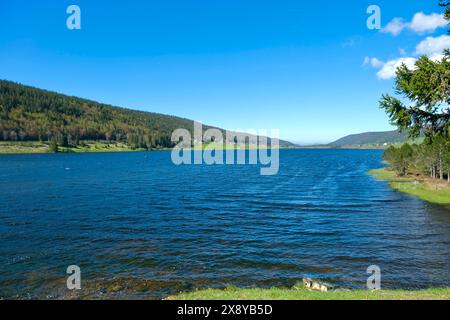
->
[[380, 2, 450, 138], [49, 138, 59, 153]]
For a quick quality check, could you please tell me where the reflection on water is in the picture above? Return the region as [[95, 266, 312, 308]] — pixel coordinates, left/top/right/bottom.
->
[[0, 149, 449, 299]]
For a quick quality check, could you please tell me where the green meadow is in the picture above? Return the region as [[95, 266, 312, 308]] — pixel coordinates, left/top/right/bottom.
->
[[169, 285, 450, 300], [369, 168, 450, 206]]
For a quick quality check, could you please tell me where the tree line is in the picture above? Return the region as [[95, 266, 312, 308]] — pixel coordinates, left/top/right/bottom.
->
[[0, 80, 200, 149], [383, 137, 450, 182]]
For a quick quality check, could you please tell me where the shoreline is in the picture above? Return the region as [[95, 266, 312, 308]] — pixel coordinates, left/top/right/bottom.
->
[[369, 167, 450, 207], [168, 285, 450, 300], [0, 141, 169, 155], [0, 141, 386, 155]]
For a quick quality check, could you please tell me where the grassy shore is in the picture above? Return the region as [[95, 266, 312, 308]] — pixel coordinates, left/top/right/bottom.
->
[[369, 167, 450, 206], [0, 141, 289, 154], [0, 141, 148, 154], [169, 286, 450, 300], [0, 141, 52, 154]]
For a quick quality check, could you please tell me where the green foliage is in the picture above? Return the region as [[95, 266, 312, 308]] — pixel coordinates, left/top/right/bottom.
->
[[379, 54, 450, 138], [383, 139, 450, 180], [384, 143, 414, 176], [49, 138, 59, 153], [380, 3, 450, 181], [380, 3, 450, 138], [440, 1, 450, 27], [0, 80, 200, 149], [0, 80, 294, 150]]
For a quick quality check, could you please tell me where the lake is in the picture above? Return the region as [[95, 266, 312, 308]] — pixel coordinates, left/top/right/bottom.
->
[[0, 149, 449, 299]]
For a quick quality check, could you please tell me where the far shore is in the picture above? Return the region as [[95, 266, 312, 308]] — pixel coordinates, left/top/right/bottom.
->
[[291, 145, 386, 150], [0, 141, 164, 155], [0, 141, 388, 155]]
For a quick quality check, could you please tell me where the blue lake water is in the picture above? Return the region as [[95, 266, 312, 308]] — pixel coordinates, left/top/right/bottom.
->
[[0, 149, 449, 299]]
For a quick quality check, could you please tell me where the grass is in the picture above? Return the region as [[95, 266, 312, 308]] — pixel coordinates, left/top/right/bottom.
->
[[0, 141, 52, 154], [168, 285, 450, 300], [369, 167, 450, 206], [68, 142, 145, 153], [187, 142, 285, 151], [0, 141, 146, 154], [0, 141, 282, 154]]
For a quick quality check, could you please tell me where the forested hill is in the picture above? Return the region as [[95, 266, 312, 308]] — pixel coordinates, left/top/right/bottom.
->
[[329, 130, 413, 147], [0, 80, 293, 148]]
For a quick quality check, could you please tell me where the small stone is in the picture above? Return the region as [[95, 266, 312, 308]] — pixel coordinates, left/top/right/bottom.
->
[[302, 278, 313, 288]]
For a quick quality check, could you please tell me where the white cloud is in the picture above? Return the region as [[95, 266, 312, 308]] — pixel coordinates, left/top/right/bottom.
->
[[363, 56, 384, 68], [382, 12, 447, 36], [364, 56, 417, 80], [365, 35, 449, 80], [430, 53, 445, 61], [366, 48, 448, 80], [415, 35, 450, 56], [366, 13, 449, 80], [376, 57, 417, 80], [382, 18, 407, 36], [409, 12, 447, 34]]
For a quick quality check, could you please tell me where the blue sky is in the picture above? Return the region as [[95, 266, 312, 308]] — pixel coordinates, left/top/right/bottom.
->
[[0, 0, 447, 144]]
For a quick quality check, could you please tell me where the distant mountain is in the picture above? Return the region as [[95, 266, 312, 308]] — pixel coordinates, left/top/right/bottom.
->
[[0, 80, 294, 148], [329, 130, 413, 147]]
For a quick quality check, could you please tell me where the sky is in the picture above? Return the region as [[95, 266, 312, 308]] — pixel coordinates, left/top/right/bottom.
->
[[0, 0, 448, 144]]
